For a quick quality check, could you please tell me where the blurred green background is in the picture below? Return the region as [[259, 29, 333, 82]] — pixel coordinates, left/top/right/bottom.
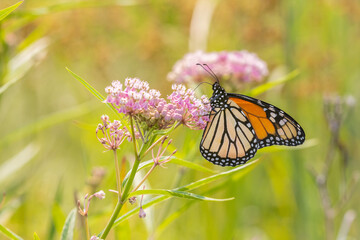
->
[[0, 0, 359, 239]]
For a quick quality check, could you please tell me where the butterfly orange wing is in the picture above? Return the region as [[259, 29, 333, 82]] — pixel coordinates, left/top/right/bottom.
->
[[228, 93, 305, 148]]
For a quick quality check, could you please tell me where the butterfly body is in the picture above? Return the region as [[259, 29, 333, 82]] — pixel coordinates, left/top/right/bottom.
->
[[200, 82, 305, 167]]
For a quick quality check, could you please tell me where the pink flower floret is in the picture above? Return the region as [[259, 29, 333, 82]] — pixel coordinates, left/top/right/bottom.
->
[[167, 50, 268, 84], [104, 78, 211, 130]]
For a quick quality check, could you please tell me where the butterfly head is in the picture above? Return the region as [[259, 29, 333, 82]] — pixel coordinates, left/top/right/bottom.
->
[[210, 82, 228, 108]]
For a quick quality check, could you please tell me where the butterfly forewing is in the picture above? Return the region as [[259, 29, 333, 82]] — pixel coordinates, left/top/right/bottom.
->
[[200, 99, 259, 167], [228, 93, 305, 148]]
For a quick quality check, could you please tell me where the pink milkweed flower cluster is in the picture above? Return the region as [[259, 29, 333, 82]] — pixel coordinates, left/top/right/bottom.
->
[[167, 84, 211, 130], [96, 115, 140, 150], [167, 50, 268, 84], [104, 78, 211, 131]]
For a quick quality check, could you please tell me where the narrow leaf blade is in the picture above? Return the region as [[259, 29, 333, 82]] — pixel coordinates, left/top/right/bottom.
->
[[175, 159, 259, 191], [129, 189, 234, 201], [0, 224, 24, 240], [0, 101, 94, 146], [66, 67, 104, 101], [65, 68, 128, 126], [0, 1, 23, 22], [0, 38, 49, 95], [115, 159, 258, 226], [248, 69, 300, 97], [60, 208, 76, 240], [33, 233, 40, 240], [122, 157, 215, 187]]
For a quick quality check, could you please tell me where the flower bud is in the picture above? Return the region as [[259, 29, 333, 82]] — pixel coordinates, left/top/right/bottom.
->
[[139, 207, 146, 218], [93, 190, 105, 200]]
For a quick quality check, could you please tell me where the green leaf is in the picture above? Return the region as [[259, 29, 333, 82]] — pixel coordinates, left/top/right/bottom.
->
[[155, 181, 229, 237], [0, 224, 23, 240], [170, 158, 215, 174], [12, 0, 138, 18], [129, 189, 234, 201], [0, 101, 95, 146], [0, 1, 23, 22], [247, 69, 300, 97], [66, 68, 129, 127], [66, 68, 105, 101], [33, 233, 40, 240], [0, 143, 39, 184], [17, 25, 48, 52], [155, 200, 193, 236], [0, 38, 49, 95], [114, 159, 258, 226], [122, 157, 215, 187], [60, 208, 76, 240], [47, 180, 65, 239], [175, 159, 258, 191], [51, 203, 66, 235]]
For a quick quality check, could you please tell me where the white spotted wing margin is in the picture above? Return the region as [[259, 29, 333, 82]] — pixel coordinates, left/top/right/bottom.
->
[[200, 100, 259, 167], [228, 93, 306, 149]]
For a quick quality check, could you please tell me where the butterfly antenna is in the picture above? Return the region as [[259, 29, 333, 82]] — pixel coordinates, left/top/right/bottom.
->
[[203, 64, 220, 83], [193, 81, 213, 92], [196, 63, 220, 83]]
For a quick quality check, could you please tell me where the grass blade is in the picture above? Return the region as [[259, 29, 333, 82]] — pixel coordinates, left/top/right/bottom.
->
[[122, 157, 215, 188], [60, 208, 76, 240], [175, 159, 258, 191], [247, 69, 300, 96], [0, 101, 95, 146], [129, 189, 234, 201], [33, 233, 40, 240], [0, 143, 39, 184], [170, 158, 215, 173], [155, 181, 230, 237], [0, 1, 23, 22], [155, 201, 192, 237], [0, 224, 23, 240], [12, 0, 138, 18], [66, 68, 128, 126], [65, 67, 104, 101], [51, 203, 66, 235], [0, 38, 49, 95]]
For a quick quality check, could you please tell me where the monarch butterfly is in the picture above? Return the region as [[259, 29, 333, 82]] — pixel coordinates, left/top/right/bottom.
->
[[199, 64, 305, 167]]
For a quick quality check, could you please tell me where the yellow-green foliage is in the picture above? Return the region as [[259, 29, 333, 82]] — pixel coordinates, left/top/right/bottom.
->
[[0, 0, 359, 239]]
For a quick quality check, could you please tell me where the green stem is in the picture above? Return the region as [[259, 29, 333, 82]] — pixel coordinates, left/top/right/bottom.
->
[[100, 115, 141, 239], [114, 150, 121, 198], [0, 24, 9, 85], [99, 200, 124, 239], [85, 216, 90, 240]]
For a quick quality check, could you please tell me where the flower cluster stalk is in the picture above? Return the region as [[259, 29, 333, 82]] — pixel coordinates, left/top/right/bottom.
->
[[98, 77, 207, 239], [100, 115, 141, 239], [85, 217, 90, 240], [113, 150, 121, 198]]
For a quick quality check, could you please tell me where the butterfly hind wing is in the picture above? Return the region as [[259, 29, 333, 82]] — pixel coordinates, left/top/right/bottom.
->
[[227, 93, 305, 149], [200, 106, 259, 167]]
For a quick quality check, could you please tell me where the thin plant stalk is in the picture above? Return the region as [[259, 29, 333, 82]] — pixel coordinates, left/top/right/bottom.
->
[[100, 115, 142, 239], [113, 149, 122, 198], [121, 115, 141, 198], [132, 164, 157, 192], [142, 135, 167, 157], [85, 216, 90, 240]]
